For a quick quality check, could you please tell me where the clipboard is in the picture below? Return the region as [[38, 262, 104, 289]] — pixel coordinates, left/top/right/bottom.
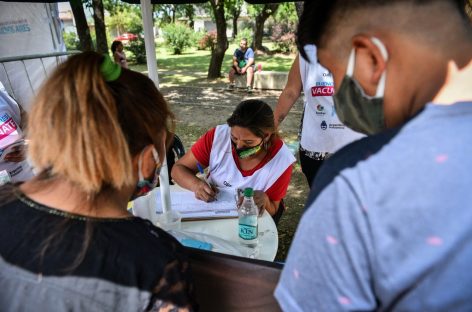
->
[[154, 187, 239, 221]]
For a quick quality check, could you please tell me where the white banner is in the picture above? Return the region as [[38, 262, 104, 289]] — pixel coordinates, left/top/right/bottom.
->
[[0, 2, 65, 111]]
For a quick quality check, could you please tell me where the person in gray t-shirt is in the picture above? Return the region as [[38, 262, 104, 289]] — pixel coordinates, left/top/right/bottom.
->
[[276, 1, 472, 311]]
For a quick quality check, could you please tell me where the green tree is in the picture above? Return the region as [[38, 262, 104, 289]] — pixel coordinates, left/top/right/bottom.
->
[[103, 1, 142, 36], [225, 0, 244, 39], [91, 0, 108, 53], [63, 31, 81, 51], [162, 23, 194, 55], [128, 38, 146, 64], [154, 4, 176, 25], [69, 0, 93, 51], [208, 0, 228, 79], [248, 4, 280, 51], [274, 3, 298, 25], [176, 4, 196, 28]]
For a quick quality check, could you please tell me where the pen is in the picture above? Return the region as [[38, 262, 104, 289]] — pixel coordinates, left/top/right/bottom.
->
[[196, 162, 209, 185], [196, 162, 217, 200]]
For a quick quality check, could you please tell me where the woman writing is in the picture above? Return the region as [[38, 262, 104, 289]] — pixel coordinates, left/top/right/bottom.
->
[[172, 100, 295, 223], [0, 52, 196, 311]]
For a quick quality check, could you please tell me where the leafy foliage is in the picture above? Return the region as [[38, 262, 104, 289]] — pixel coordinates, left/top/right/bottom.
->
[[247, 3, 280, 20], [273, 3, 298, 25], [162, 23, 195, 55], [197, 31, 217, 51], [63, 31, 81, 51], [234, 28, 253, 46], [106, 9, 142, 37], [127, 37, 146, 64], [224, 0, 244, 21], [153, 4, 198, 27], [270, 24, 296, 53], [247, 3, 280, 50]]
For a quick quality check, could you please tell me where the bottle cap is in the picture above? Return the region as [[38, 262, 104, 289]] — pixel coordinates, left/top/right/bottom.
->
[[243, 187, 254, 197]]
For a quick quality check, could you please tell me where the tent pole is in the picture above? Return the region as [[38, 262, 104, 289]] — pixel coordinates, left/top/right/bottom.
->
[[139, 0, 171, 215], [140, 0, 159, 88]]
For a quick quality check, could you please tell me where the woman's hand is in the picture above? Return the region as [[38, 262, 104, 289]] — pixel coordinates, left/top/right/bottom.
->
[[253, 190, 270, 216], [253, 190, 280, 216], [194, 180, 218, 202]]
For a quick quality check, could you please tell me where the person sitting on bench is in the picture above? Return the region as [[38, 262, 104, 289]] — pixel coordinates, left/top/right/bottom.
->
[[227, 38, 255, 93]]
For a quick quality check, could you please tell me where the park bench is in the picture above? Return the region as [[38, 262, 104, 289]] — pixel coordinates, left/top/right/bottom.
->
[[234, 70, 288, 91]]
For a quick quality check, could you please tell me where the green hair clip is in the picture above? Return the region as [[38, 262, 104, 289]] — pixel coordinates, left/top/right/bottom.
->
[[100, 54, 122, 82]]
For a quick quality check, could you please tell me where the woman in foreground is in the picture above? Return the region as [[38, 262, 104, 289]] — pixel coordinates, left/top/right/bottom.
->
[[0, 52, 196, 311]]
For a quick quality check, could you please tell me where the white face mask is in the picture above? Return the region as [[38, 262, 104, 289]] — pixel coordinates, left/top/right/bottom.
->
[[130, 147, 160, 200], [333, 37, 389, 135]]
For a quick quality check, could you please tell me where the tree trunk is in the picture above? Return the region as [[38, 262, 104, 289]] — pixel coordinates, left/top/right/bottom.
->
[[186, 5, 195, 28], [231, 8, 241, 39], [254, 14, 264, 51], [69, 0, 93, 51], [295, 2, 304, 19], [253, 4, 279, 51], [92, 0, 108, 53], [208, 0, 228, 79], [172, 5, 176, 23]]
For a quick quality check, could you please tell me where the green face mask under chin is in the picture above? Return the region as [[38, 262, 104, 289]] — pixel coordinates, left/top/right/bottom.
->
[[333, 37, 388, 135]]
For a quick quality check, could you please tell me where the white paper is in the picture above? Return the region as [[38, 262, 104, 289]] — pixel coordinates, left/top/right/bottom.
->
[[154, 187, 238, 219]]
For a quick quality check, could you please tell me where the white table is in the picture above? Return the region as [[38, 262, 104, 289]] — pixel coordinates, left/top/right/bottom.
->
[[131, 186, 278, 261]]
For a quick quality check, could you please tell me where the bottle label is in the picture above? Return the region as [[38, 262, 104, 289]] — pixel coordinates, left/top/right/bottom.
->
[[239, 224, 257, 240]]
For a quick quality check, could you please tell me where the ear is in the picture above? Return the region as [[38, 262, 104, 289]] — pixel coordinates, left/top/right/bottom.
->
[[351, 35, 388, 96], [142, 145, 158, 178], [132, 144, 157, 179], [263, 132, 273, 142]]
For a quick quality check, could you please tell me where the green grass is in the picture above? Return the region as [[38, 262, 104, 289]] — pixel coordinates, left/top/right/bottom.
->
[[129, 41, 295, 85]]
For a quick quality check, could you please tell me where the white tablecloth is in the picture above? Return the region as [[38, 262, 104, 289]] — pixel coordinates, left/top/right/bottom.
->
[[131, 186, 278, 261]]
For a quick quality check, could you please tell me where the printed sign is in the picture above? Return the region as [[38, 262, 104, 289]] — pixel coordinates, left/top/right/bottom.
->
[[311, 86, 334, 97]]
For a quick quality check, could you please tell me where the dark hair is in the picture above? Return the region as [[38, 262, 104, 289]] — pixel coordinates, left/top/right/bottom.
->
[[111, 40, 123, 54], [297, 0, 469, 61], [227, 99, 278, 143]]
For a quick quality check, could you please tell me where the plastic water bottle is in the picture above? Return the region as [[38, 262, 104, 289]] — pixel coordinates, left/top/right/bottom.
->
[[238, 187, 259, 249]]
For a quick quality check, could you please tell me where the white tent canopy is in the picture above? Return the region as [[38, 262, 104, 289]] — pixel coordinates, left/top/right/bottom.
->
[[0, 2, 65, 111]]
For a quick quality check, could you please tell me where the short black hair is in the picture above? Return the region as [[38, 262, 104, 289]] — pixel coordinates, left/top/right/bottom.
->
[[297, 0, 468, 61]]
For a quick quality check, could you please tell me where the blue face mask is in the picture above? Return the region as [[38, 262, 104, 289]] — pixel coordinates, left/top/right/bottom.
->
[[130, 147, 160, 200]]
